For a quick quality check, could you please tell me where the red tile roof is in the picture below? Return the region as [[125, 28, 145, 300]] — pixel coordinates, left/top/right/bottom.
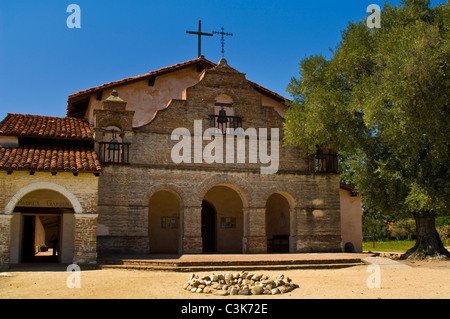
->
[[67, 57, 289, 118], [0, 113, 93, 140], [0, 144, 102, 173]]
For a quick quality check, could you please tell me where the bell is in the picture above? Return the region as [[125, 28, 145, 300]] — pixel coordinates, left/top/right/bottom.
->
[[315, 146, 325, 160], [217, 107, 228, 123], [108, 136, 120, 151]]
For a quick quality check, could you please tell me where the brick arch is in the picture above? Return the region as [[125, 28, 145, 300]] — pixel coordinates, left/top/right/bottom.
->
[[5, 182, 83, 215], [262, 189, 297, 210], [197, 174, 252, 208], [145, 184, 187, 208]]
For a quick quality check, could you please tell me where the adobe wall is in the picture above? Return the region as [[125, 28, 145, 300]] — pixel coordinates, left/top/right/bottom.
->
[[340, 189, 363, 252]]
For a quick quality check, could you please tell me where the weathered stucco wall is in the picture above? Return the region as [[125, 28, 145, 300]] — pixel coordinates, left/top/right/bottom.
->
[[340, 188, 363, 252]]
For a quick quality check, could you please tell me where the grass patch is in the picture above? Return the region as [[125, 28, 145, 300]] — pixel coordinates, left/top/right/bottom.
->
[[363, 240, 416, 252]]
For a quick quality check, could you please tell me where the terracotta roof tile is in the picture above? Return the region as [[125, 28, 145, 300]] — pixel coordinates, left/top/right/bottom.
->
[[0, 144, 102, 173], [0, 113, 94, 140]]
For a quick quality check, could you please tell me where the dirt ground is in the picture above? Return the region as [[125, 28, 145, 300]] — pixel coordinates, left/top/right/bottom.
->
[[0, 259, 448, 299]]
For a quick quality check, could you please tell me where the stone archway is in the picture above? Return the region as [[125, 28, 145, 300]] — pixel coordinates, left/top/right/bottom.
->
[[265, 193, 291, 253], [5, 182, 97, 265], [148, 189, 182, 254], [5, 182, 82, 215], [203, 185, 244, 253], [9, 188, 77, 264]]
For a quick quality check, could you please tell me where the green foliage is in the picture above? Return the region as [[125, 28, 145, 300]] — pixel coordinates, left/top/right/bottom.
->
[[390, 219, 416, 239], [284, 0, 450, 219], [362, 210, 394, 240]]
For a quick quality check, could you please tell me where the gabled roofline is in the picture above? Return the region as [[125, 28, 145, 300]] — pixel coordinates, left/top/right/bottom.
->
[[66, 57, 289, 118]]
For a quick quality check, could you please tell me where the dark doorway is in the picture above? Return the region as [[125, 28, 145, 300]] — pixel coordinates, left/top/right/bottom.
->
[[201, 200, 216, 253], [22, 216, 35, 262], [21, 215, 60, 263]]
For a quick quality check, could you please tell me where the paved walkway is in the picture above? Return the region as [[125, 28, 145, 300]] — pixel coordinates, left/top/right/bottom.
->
[[362, 256, 411, 269]]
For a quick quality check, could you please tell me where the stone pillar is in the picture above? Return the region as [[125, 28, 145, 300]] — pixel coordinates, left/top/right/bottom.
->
[[289, 207, 298, 253], [0, 215, 13, 270], [182, 206, 202, 253], [73, 214, 98, 264], [243, 208, 266, 253]]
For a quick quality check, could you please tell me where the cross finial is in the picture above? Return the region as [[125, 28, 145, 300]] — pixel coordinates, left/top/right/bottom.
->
[[186, 20, 213, 58], [212, 27, 233, 58]]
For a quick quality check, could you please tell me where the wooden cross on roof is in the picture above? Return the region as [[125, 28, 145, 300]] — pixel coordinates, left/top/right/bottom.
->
[[212, 27, 233, 57], [186, 20, 213, 58]]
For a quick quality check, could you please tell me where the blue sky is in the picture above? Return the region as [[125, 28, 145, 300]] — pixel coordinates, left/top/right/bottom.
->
[[0, 0, 446, 120]]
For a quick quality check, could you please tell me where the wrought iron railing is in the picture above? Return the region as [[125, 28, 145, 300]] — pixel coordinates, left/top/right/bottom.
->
[[98, 142, 130, 164], [209, 114, 243, 134], [314, 153, 339, 173]]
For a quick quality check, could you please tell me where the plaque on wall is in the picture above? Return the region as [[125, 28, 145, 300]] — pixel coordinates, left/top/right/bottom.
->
[[220, 217, 236, 228], [161, 217, 178, 229]]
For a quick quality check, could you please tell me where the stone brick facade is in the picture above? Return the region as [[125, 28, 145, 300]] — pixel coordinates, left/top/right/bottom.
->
[[94, 58, 342, 255]]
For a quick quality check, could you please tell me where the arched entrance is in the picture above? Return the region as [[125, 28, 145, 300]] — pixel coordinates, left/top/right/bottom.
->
[[203, 185, 243, 253], [11, 189, 76, 263], [148, 190, 181, 254], [266, 193, 291, 253]]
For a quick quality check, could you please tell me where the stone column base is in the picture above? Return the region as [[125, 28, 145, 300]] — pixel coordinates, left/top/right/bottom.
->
[[73, 214, 98, 264], [0, 215, 13, 270], [182, 236, 203, 253], [243, 236, 267, 253]]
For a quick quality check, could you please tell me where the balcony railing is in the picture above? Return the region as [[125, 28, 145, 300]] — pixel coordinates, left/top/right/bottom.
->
[[314, 152, 339, 173], [209, 114, 243, 134], [98, 142, 130, 164]]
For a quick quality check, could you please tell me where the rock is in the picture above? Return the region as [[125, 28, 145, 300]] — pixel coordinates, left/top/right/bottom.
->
[[278, 286, 288, 294], [203, 286, 212, 294], [230, 287, 238, 295], [271, 288, 280, 295], [251, 274, 263, 281], [214, 290, 228, 296], [211, 283, 222, 290], [238, 288, 250, 295], [184, 272, 299, 296], [251, 285, 264, 295], [224, 273, 233, 283], [239, 272, 248, 279]]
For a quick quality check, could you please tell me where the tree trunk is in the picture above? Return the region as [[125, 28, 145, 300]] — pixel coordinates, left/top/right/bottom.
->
[[403, 213, 450, 259]]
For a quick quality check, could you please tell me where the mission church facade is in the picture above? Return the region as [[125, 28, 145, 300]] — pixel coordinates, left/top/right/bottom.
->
[[0, 57, 362, 268]]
